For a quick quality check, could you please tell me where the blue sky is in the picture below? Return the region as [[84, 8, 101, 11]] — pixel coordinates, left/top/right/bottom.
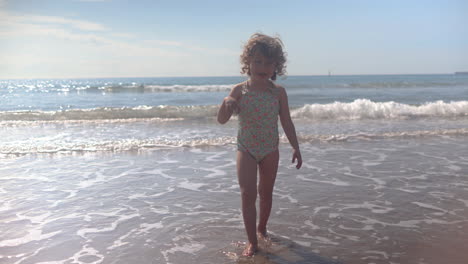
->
[[0, 0, 467, 78]]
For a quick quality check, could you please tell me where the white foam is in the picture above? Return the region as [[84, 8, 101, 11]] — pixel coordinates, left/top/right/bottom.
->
[[0, 200, 12, 212], [206, 184, 231, 193], [150, 206, 170, 214], [447, 164, 462, 171], [295, 240, 312, 247], [275, 193, 298, 203], [128, 193, 148, 199], [341, 214, 466, 230], [0, 229, 61, 247], [161, 239, 206, 264], [15, 211, 52, 224], [301, 233, 339, 245], [0, 137, 237, 155], [458, 199, 468, 208], [291, 99, 468, 120], [107, 232, 132, 250], [2, 99, 467, 123], [327, 228, 360, 242], [178, 179, 207, 191], [313, 206, 332, 214], [1, 128, 466, 155], [0, 105, 219, 122], [340, 202, 394, 214], [78, 171, 107, 188], [107, 221, 163, 250], [150, 187, 175, 198], [411, 202, 448, 214], [204, 167, 227, 178], [145, 169, 175, 179], [297, 128, 468, 143], [363, 250, 389, 260], [304, 220, 320, 230], [67, 244, 104, 264], [339, 166, 386, 186], [165, 242, 205, 254], [297, 175, 351, 186], [77, 213, 139, 238], [395, 188, 421, 193], [156, 158, 179, 164], [35, 261, 66, 264], [139, 222, 164, 233], [144, 84, 232, 92]]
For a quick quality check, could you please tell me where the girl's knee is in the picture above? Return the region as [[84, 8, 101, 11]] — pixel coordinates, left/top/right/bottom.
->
[[258, 187, 273, 200], [240, 187, 257, 203]]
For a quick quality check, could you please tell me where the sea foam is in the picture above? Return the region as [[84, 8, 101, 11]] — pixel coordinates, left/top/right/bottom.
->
[[1, 99, 467, 122], [291, 99, 468, 120], [2, 129, 467, 155]]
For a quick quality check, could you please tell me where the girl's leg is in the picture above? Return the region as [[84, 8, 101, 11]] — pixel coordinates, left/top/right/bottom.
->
[[257, 149, 279, 237], [237, 150, 258, 255]]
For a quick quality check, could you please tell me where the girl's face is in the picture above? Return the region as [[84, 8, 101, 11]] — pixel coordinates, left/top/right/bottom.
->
[[249, 52, 276, 81]]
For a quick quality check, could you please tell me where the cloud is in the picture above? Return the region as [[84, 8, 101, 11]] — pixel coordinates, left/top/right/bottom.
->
[[0, 10, 237, 78], [144, 40, 184, 47], [0, 12, 180, 51], [0, 13, 130, 46], [10, 14, 108, 31], [110, 32, 135, 38], [143, 39, 237, 56]]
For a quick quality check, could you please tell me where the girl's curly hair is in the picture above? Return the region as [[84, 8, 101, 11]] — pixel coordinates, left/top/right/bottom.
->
[[240, 33, 287, 80]]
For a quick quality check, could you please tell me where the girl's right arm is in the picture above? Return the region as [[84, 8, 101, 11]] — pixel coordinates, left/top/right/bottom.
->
[[217, 84, 242, 124]]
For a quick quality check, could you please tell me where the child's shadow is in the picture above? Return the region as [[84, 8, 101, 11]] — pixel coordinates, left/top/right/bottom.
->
[[233, 234, 342, 264]]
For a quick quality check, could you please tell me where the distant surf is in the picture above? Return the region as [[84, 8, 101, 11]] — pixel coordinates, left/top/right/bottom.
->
[[1, 99, 466, 122], [290, 99, 468, 120]]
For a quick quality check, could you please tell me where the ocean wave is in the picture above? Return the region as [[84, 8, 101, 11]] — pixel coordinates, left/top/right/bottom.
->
[[2, 128, 467, 155], [341, 81, 464, 89], [142, 84, 233, 92], [82, 84, 233, 93], [5, 77, 467, 93], [0, 137, 236, 155], [1, 100, 467, 122], [95, 79, 468, 91], [291, 99, 468, 120], [5, 84, 235, 93], [0, 105, 219, 122], [296, 128, 468, 142]]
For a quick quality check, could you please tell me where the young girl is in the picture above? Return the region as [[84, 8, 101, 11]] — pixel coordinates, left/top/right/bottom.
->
[[217, 33, 302, 257]]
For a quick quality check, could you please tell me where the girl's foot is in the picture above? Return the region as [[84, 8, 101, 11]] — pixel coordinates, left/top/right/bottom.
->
[[242, 243, 258, 257], [257, 229, 269, 240]]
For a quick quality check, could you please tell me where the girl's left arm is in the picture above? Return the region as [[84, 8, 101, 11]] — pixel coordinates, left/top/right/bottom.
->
[[278, 86, 302, 169]]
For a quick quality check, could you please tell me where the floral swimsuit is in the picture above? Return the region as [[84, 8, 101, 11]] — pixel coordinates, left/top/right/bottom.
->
[[237, 81, 280, 162]]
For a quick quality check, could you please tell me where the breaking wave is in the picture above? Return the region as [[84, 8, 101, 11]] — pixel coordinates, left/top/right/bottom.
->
[[2, 128, 467, 155], [1, 100, 467, 122], [291, 99, 468, 120]]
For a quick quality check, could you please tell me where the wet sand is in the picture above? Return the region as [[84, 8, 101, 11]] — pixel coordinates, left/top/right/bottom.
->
[[1, 137, 468, 264]]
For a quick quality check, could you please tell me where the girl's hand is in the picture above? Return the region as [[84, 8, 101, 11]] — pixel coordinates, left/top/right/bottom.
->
[[224, 96, 240, 114], [292, 149, 302, 169]]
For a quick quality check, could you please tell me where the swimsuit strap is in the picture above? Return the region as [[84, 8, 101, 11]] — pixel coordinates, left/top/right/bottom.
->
[[241, 81, 249, 95]]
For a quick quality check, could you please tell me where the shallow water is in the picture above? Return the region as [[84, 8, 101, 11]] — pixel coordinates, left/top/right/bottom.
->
[[1, 136, 467, 264], [1, 74, 467, 263]]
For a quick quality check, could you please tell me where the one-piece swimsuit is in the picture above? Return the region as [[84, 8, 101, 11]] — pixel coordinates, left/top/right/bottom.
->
[[237, 81, 280, 162]]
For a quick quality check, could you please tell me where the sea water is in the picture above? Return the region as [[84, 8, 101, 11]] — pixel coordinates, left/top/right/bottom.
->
[[1, 74, 468, 263]]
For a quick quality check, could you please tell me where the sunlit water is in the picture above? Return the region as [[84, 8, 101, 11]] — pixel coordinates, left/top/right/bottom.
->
[[1, 75, 468, 263], [1, 137, 468, 264]]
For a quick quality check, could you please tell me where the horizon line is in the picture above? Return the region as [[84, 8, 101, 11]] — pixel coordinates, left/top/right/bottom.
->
[[0, 72, 461, 80]]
